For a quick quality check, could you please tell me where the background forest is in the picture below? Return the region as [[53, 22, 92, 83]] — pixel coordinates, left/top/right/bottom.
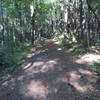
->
[[0, 0, 100, 77]]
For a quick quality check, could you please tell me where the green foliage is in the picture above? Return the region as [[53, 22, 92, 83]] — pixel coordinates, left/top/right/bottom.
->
[[91, 0, 100, 13], [0, 0, 100, 80], [73, 48, 82, 56], [52, 33, 64, 44], [61, 39, 73, 49], [52, 33, 76, 47], [0, 43, 34, 77], [0, 0, 54, 78], [73, 47, 86, 56], [90, 62, 100, 75], [52, 33, 86, 56], [81, 36, 88, 47], [0, 49, 15, 76]]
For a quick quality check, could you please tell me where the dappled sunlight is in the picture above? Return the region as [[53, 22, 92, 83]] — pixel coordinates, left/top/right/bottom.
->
[[23, 63, 32, 70], [75, 59, 85, 65], [17, 75, 24, 81], [56, 76, 68, 83], [33, 61, 44, 67], [0, 0, 100, 98], [25, 61, 44, 74], [27, 48, 48, 59], [79, 68, 96, 77], [70, 81, 92, 93], [67, 48, 74, 53], [69, 71, 93, 93], [1, 39, 100, 100], [81, 54, 100, 64], [27, 51, 39, 58], [27, 51, 40, 58], [57, 48, 62, 51], [27, 53, 35, 58], [76, 53, 100, 65], [22, 58, 58, 75], [27, 80, 49, 99], [41, 60, 57, 72]]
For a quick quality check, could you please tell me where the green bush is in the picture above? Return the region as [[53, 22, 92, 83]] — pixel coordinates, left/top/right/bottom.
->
[[90, 62, 100, 75], [0, 43, 34, 77], [81, 35, 88, 47], [73, 48, 81, 56], [73, 47, 85, 56], [61, 39, 72, 48], [0, 50, 5, 69], [0, 49, 16, 76]]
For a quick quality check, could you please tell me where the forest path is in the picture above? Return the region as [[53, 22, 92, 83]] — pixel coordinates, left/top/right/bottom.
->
[[0, 39, 100, 100]]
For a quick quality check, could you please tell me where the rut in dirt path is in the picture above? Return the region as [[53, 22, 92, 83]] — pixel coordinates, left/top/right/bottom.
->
[[0, 39, 100, 100]]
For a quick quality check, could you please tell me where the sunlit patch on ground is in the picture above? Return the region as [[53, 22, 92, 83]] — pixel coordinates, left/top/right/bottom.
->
[[69, 71, 94, 93], [23, 63, 32, 70], [27, 53, 35, 58], [76, 53, 100, 65], [17, 75, 24, 81], [0, 40, 100, 100], [23, 59, 58, 74], [57, 48, 62, 51], [41, 60, 57, 72], [79, 68, 96, 77], [32, 61, 44, 67], [27, 80, 49, 99]]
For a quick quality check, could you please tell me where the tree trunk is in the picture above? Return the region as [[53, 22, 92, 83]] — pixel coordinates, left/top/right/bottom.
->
[[6, 0, 9, 48], [64, 0, 69, 38], [31, 0, 35, 44], [79, 0, 83, 40], [31, 13, 35, 44], [0, 0, 4, 47]]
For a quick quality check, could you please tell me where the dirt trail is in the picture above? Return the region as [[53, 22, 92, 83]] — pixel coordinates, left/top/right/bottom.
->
[[0, 39, 100, 100]]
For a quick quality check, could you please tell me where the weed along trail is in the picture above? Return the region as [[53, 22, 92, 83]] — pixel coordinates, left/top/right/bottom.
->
[[0, 39, 100, 100]]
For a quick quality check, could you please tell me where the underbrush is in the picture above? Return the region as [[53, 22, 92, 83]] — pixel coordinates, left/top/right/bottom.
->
[[52, 34, 86, 56], [90, 62, 100, 75], [73, 47, 86, 56], [0, 43, 35, 79], [53, 34, 100, 75]]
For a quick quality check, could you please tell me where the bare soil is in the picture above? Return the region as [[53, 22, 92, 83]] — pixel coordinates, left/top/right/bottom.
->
[[0, 39, 100, 100]]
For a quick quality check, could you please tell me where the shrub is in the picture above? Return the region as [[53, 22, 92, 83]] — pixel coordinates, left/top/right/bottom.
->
[[0, 49, 16, 75], [73, 47, 85, 56], [90, 62, 100, 75]]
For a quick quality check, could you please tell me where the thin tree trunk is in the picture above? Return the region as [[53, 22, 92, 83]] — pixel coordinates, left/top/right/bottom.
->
[[6, 0, 9, 48], [31, 14, 35, 44], [31, 0, 35, 44], [79, 0, 83, 40], [64, 0, 69, 38], [0, 0, 4, 47], [86, 0, 99, 23], [59, 0, 64, 33], [87, 1, 90, 47]]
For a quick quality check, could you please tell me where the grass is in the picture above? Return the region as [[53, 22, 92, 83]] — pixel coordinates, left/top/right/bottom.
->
[[73, 47, 86, 57], [90, 62, 100, 75], [0, 43, 35, 80], [52, 33, 86, 57]]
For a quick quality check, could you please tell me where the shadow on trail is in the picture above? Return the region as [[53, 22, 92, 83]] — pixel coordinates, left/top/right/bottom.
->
[[0, 39, 100, 100]]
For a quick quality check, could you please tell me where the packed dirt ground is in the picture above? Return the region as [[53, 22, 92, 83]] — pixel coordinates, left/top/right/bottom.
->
[[0, 39, 100, 100]]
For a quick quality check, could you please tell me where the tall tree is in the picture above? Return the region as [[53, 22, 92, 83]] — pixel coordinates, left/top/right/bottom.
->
[[31, 0, 35, 44], [79, 0, 83, 40], [0, 0, 4, 47]]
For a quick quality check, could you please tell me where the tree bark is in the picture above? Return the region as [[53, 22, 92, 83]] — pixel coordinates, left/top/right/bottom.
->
[[79, 0, 83, 40], [31, 0, 35, 44], [86, 0, 99, 23], [0, 0, 4, 47]]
